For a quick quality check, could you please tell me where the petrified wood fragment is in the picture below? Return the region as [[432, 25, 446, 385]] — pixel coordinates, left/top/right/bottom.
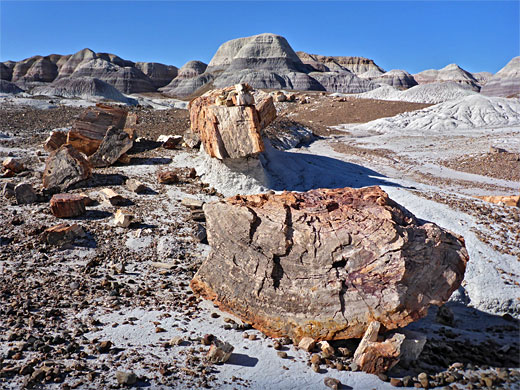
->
[[88, 126, 133, 168], [67, 103, 137, 156], [190, 186, 468, 342], [188, 84, 276, 159], [42, 145, 92, 191], [50, 193, 86, 218]]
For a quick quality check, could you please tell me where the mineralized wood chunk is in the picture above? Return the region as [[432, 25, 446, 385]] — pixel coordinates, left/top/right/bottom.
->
[[190, 186, 468, 342], [67, 103, 137, 156], [42, 144, 92, 191], [188, 84, 276, 159], [88, 126, 133, 168], [50, 193, 86, 218]]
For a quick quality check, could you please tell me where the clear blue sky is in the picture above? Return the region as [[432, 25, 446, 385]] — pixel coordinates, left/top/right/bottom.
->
[[1, 1, 518, 74]]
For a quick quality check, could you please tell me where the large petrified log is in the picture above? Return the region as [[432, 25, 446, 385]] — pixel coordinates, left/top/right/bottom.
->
[[188, 84, 276, 159], [42, 144, 92, 191], [67, 103, 137, 156], [190, 186, 468, 342]]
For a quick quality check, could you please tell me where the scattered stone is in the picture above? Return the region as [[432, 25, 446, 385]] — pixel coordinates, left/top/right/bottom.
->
[[43, 130, 68, 152], [353, 321, 405, 374], [277, 351, 288, 359], [78, 192, 95, 206], [320, 341, 335, 358], [476, 194, 520, 207], [43, 223, 85, 246], [88, 126, 133, 168], [42, 144, 92, 191], [99, 188, 126, 206], [67, 103, 137, 156], [188, 167, 197, 178], [1, 182, 15, 199], [206, 339, 234, 364], [190, 187, 468, 341], [97, 340, 112, 353], [436, 305, 455, 326], [182, 130, 201, 149], [126, 178, 147, 194], [50, 193, 86, 218], [193, 223, 207, 242], [310, 354, 321, 365], [311, 363, 320, 373], [169, 337, 184, 346], [2, 157, 24, 173], [14, 183, 37, 204], [157, 170, 179, 184], [189, 84, 276, 160], [181, 197, 204, 209], [117, 153, 131, 165], [324, 377, 341, 389], [298, 337, 316, 352], [157, 134, 183, 149], [150, 262, 175, 270], [115, 371, 137, 385], [112, 209, 133, 228]]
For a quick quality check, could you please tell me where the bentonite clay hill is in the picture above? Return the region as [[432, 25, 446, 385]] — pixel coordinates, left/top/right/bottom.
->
[[191, 186, 468, 342]]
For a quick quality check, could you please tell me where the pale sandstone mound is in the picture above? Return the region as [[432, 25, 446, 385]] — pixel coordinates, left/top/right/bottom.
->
[[208, 33, 306, 73], [135, 62, 178, 88], [373, 69, 417, 89], [160, 73, 215, 98], [57, 48, 97, 78], [472, 71, 493, 86], [481, 57, 520, 97], [191, 186, 468, 342], [413, 63, 480, 91], [0, 80, 24, 94], [71, 59, 156, 94], [177, 60, 208, 79], [32, 77, 132, 103]]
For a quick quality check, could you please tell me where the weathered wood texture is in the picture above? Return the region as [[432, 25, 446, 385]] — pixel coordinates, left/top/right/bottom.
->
[[191, 186, 468, 342], [42, 144, 92, 190], [67, 103, 137, 156], [188, 84, 276, 159]]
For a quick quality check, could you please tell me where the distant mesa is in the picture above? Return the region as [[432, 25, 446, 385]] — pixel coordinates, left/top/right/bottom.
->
[[1, 34, 518, 101], [480, 56, 520, 98], [32, 77, 135, 104], [413, 63, 481, 92]]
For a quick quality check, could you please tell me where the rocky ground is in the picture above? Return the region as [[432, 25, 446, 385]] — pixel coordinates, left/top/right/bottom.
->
[[1, 94, 519, 389]]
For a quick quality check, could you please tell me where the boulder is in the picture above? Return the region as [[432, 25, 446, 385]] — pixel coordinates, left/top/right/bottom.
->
[[188, 84, 275, 159], [42, 144, 92, 191], [67, 103, 137, 156], [88, 126, 133, 168], [2, 157, 24, 173], [43, 223, 85, 246], [190, 186, 468, 342], [14, 183, 37, 204], [205, 339, 234, 364], [50, 193, 86, 218], [480, 56, 520, 97]]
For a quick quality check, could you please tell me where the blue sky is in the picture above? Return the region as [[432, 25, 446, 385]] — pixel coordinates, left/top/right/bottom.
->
[[0, 1, 518, 74]]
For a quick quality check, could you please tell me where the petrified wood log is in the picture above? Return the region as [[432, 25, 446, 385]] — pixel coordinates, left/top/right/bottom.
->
[[88, 126, 133, 168], [42, 145, 92, 191], [67, 103, 137, 156], [188, 84, 276, 160], [190, 186, 468, 342]]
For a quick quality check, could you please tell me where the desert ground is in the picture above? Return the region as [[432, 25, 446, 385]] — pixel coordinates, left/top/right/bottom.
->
[[0, 88, 519, 390]]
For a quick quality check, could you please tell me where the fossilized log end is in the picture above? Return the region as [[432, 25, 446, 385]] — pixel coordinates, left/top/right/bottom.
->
[[190, 186, 468, 342]]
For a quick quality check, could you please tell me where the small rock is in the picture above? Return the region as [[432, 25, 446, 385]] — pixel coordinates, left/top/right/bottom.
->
[[115, 371, 137, 385], [390, 378, 403, 387], [206, 339, 234, 364], [194, 223, 207, 242], [181, 197, 204, 209], [157, 134, 183, 149], [157, 170, 179, 184], [277, 351, 288, 359], [42, 223, 86, 246], [112, 209, 133, 228], [126, 179, 147, 194], [43, 130, 67, 152], [2, 157, 24, 173], [273, 341, 282, 350], [311, 363, 320, 373], [202, 334, 214, 346], [324, 377, 341, 390], [15, 183, 38, 204], [169, 337, 184, 346], [1, 182, 15, 199], [320, 341, 335, 358], [50, 194, 86, 218], [191, 209, 206, 222], [117, 153, 131, 165], [99, 188, 126, 206], [188, 168, 197, 179], [310, 354, 321, 365], [298, 337, 316, 352], [97, 340, 112, 353]]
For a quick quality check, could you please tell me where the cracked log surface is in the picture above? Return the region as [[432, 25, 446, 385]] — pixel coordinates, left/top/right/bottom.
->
[[191, 186, 468, 342]]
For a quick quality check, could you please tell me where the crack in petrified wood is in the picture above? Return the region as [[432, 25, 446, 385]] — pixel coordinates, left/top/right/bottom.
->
[[191, 186, 468, 342]]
